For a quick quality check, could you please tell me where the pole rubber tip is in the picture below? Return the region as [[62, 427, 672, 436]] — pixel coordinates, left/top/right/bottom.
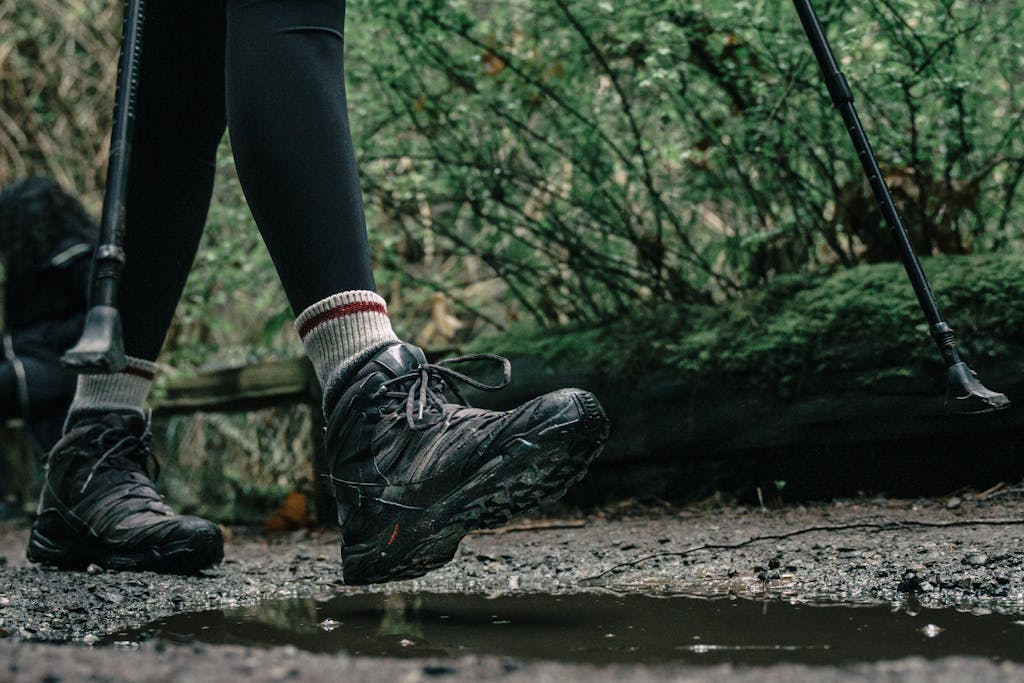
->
[[61, 305, 127, 374], [945, 362, 1010, 414]]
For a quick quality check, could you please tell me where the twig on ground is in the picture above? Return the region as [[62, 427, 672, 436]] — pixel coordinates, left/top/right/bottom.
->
[[471, 519, 587, 535], [581, 518, 1024, 584], [984, 485, 1024, 501], [975, 482, 1006, 500]]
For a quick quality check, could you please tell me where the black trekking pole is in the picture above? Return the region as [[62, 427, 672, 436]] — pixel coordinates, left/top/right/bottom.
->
[[793, 0, 1009, 414], [62, 0, 146, 374]]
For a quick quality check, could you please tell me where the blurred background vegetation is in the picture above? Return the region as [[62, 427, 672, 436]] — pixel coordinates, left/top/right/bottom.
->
[[3, 0, 1024, 517], [3, 0, 1023, 369]]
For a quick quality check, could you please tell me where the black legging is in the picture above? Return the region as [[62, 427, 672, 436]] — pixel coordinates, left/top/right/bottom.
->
[[121, 0, 375, 361]]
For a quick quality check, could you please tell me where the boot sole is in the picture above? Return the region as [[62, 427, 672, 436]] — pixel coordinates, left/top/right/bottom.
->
[[341, 389, 609, 585], [27, 522, 224, 574]]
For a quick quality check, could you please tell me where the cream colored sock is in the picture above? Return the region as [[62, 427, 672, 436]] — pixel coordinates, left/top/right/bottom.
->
[[65, 356, 157, 427], [295, 290, 400, 412]]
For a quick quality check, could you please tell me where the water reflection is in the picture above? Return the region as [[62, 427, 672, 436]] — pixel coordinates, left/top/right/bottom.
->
[[100, 593, 1024, 666]]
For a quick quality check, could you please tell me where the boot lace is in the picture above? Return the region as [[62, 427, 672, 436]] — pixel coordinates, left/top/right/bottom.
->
[[373, 353, 512, 430], [78, 416, 161, 494]]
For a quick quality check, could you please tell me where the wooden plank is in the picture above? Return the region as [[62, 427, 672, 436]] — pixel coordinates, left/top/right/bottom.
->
[[157, 357, 318, 413]]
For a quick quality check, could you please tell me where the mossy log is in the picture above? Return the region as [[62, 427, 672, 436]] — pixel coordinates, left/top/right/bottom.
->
[[470, 255, 1024, 502]]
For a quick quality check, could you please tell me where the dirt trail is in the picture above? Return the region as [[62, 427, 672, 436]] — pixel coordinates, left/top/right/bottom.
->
[[1, 495, 1023, 681]]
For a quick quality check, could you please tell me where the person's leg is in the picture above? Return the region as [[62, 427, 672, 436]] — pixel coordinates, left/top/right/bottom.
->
[[225, 0, 374, 310], [68, 0, 229, 423], [223, 0, 609, 585], [225, 0, 396, 412], [27, 0, 228, 573]]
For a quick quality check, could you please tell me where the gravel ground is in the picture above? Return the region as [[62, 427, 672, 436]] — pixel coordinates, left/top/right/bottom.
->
[[1, 494, 1023, 681]]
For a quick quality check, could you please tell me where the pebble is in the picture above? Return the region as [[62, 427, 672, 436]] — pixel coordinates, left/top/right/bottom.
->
[[86, 564, 104, 575], [964, 554, 989, 567]]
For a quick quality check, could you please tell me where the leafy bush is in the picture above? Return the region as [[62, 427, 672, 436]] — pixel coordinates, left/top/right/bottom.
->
[[350, 0, 1024, 328], [2, 0, 1023, 360]]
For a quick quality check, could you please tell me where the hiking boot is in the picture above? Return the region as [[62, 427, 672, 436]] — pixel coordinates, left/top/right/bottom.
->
[[27, 413, 223, 573], [325, 342, 609, 585]]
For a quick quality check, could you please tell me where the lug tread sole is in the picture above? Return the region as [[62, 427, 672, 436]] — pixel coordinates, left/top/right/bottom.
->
[[342, 436, 604, 585], [27, 526, 223, 575]]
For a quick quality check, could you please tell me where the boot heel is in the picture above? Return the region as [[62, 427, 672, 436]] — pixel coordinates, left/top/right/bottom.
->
[[26, 512, 88, 569]]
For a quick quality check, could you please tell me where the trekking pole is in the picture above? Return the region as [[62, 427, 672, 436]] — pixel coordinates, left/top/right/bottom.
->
[[793, 0, 1009, 414], [62, 0, 146, 374]]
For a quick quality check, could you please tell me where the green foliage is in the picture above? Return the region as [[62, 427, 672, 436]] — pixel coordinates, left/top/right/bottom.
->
[[3, 1, 1024, 364], [0, 1, 119, 207], [349, 0, 1024, 329]]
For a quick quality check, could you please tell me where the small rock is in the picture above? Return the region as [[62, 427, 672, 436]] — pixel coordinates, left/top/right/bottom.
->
[[964, 554, 989, 567], [945, 497, 962, 509], [898, 570, 923, 594], [86, 564, 104, 575]]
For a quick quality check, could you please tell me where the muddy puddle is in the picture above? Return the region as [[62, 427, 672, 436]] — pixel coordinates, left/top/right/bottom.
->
[[96, 593, 1024, 666]]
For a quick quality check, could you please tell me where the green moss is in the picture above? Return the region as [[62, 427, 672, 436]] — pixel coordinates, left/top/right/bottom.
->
[[472, 255, 1024, 394]]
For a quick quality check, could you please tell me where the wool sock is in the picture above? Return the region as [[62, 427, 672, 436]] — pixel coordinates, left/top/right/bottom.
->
[[64, 356, 158, 429], [295, 290, 400, 414]]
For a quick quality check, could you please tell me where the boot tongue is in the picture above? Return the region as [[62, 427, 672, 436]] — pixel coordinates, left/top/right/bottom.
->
[[103, 411, 147, 435], [65, 410, 147, 435], [370, 343, 427, 379]]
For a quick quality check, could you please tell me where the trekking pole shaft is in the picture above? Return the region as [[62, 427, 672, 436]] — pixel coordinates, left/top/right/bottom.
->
[[62, 0, 145, 374], [92, 0, 144, 307], [793, 0, 960, 366]]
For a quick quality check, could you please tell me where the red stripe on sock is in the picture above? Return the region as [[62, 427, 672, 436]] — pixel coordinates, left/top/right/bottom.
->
[[298, 301, 387, 338], [122, 365, 156, 381]]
